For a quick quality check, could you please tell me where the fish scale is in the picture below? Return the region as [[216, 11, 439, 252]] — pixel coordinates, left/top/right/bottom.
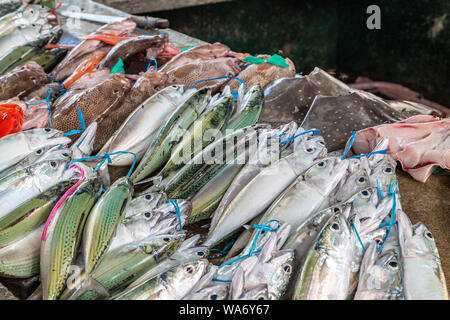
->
[[82, 177, 133, 274], [40, 177, 102, 300]]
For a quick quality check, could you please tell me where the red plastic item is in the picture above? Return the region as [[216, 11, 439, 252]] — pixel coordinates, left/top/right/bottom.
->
[[0, 103, 24, 138], [63, 53, 107, 88]]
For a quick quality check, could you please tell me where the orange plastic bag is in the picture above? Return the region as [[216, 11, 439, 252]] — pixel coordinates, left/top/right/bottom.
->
[[0, 104, 24, 138]]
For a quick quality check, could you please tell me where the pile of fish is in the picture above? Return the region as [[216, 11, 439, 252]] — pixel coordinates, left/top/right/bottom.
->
[[0, 3, 448, 300]]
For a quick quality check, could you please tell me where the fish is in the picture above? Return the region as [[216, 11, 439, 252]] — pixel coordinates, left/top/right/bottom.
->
[[71, 232, 186, 300], [262, 67, 351, 125], [159, 43, 230, 73], [183, 264, 229, 300], [188, 163, 242, 224], [62, 53, 106, 89], [159, 93, 233, 180], [0, 28, 63, 75], [292, 212, 356, 300], [354, 241, 404, 300], [82, 177, 133, 275], [40, 176, 102, 300], [226, 84, 264, 131], [347, 115, 450, 182], [164, 57, 242, 93], [51, 20, 136, 81], [93, 70, 168, 152], [130, 88, 210, 183], [0, 160, 77, 222], [96, 34, 167, 69], [52, 72, 132, 140], [119, 235, 209, 296], [0, 128, 70, 173], [0, 181, 73, 248], [228, 54, 296, 91], [115, 259, 210, 300], [229, 266, 269, 300], [0, 225, 43, 278], [6, 47, 67, 74], [0, 61, 49, 100], [71, 122, 98, 160], [397, 209, 449, 300], [98, 85, 185, 166], [204, 133, 329, 247]]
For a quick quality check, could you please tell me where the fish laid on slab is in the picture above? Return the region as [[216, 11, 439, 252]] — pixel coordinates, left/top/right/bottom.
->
[[0, 61, 49, 101], [52, 72, 132, 140], [93, 70, 168, 152], [51, 20, 136, 81], [347, 115, 450, 182], [99, 85, 185, 166], [397, 209, 449, 300]]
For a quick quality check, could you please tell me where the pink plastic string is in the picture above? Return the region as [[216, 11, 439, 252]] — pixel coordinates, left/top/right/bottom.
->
[[41, 164, 86, 242]]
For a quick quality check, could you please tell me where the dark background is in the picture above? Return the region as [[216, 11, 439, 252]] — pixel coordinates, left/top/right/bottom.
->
[[152, 0, 450, 106]]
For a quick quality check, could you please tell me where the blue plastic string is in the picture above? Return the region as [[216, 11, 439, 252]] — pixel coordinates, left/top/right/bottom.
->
[[146, 58, 158, 72], [376, 179, 385, 199], [64, 108, 86, 136], [166, 199, 183, 231], [352, 221, 366, 251], [378, 183, 398, 253], [211, 238, 236, 256], [218, 220, 280, 269], [379, 221, 397, 228], [191, 76, 246, 89], [26, 88, 54, 128], [230, 91, 239, 100], [211, 278, 232, 283], [341, 130, 387, 160], [67, 151, 137, 177], [135, 27, 153, 35], [279, 129, 320, 145]]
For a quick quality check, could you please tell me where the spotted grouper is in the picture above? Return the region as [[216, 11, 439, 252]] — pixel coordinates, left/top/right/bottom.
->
[[0, 61, 49, 101], [164, 57, 241, 93], [51, 73, 132, 141], [92, 70, 168, 152]]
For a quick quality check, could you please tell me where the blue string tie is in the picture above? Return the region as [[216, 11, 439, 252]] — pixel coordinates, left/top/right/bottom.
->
[[67, 151, 137, 178], [378, 182, 398, 252], [376, 178, 385, 199], [341, 130, 387, 160], [279, 129, 320, 145], [352, 221, 366, 251], [166, 199, 183, 231], [64, 107, 86, 136], [210, 238, 236, 256], [146, 58, 158, 72]]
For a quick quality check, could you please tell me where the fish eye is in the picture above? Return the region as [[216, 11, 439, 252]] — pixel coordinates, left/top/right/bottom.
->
[[36, 149, 43, 154], [197, 251, 205, 256], [357, 177, 366, 184], [361, 190, 370, 198], [154, 86, 159, 90], [113, 89, 119, 94], [384, 166, 393, 174], [62, 153, 69, 157], [257, 295, 265, 300], [144, 212, 151, 218], [44, 128, 51, 132], [210, 294, 218, 300], [425, 231, 433, 239], [31, 76, 36, 82], [305, 147, 314, 153], [317, 141, 325, 146], [185, 266, 194, 274], [163, 237, 170, 242], [331, 222, 340, 231], [145, 194, 152, 200], [317, 161, 325, 168], [333, 207, 341, 213], [50, 161, 57, 168], [388, 260, 398, 269], [283, 265, 292, 273]]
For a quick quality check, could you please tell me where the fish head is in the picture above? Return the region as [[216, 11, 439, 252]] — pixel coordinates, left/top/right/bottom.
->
[[319, 212, 353, 252], [349, 187, 381, 221], [39, 146, 72, 163], [230, 266, 269, 300], [412, 222, 439, 257], [102, 73, 132, 99], [265, 249, 295, 299], [368, 156, 397, 192], [242, 83, 263, 109], [139, 231, 186, 256], [333, 160, 371, 203], [33, 159, 69, 183], [160, 84, 185, 103], [304, 156, 348, 194], [169, 259, 210, 294], [71, 121, 97, 159], [27, 128, 71, 149], [287, 134, 327, 175], [187, 283, 229, 300]]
